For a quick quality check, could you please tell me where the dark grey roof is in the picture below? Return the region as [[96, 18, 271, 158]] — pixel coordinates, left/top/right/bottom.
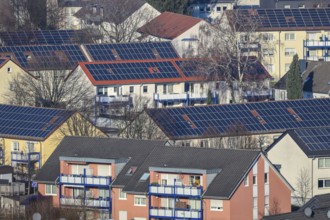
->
[[116, 147, 260, 198], [263, 193, 330, 220], [35, 136, 166, 183], [266, 127, 330, 157], [275, 61, 330, 94], [59, 0, 91, 7]]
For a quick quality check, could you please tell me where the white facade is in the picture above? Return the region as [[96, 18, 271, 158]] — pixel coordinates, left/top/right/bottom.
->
[[62, 6, 82, 29], [274, 89, 329, 100]]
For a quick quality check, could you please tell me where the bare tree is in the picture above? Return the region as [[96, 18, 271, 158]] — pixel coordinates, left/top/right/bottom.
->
[[195, 10, 273, 103], [0, 0, 16, 31], [294, 167, 313, 206]]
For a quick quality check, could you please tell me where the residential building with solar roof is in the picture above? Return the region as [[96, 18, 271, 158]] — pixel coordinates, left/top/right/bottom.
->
[[35, 136, 292, 220], [0, 104, 105, 185], [266, 127, 330, 205], [224, 8, 330, 79], [126, 98, 330, 148]]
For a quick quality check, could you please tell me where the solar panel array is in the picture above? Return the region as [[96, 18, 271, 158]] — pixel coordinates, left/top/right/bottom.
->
[[0, 105, 74, 139], [0, 58, 7, 67], [147, 98, 330, 139], [85, 61, 182, 81], [294, 127, 330, 152], [0, 45, 87, 70], [238, 8, 330, 29], [0, 30, 91, 46], [85, 42, 179, 61]]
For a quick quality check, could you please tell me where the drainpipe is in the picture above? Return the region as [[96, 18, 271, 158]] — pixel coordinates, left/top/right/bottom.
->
[[311, 156, 315, 198], [278, 31, 281, 79]]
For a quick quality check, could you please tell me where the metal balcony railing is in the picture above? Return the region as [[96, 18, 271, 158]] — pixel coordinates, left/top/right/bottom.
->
[[96, 95, 131, 103], [59, 174, 111, 187], [154, 92, 213, 102], [0, 183, 25, 196], [60, 196, 111, 209], [11, 152, 40, 163], [304, 40, 330, 47], [149, 184, 203, 197], [149, 207, 202, 219]]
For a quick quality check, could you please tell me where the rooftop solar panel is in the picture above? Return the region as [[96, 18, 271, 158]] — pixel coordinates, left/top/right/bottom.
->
[[147, 98, 330, 140], [0, 45, 88, 70], [85, 42, 179, 61], [0, 105, 74, 140], [236, 8, 330, 30], [0, 58, 7, 67], [294, 127, 330, 152], [0, 30, 92, 46]]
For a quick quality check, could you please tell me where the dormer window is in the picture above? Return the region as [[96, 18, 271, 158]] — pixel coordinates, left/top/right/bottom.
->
[[126, 166, 137, 175], [92, 6, 97, 14]]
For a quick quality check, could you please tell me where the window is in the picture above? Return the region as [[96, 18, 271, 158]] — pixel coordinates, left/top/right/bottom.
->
[[216, 6, 221, 12], [307, 32, 317, 40], [284, 5, 291, 9], [263, 33, 274, 41], [99, 189, 109, 198], [210, 199, 223, 211], [263, 49, 274, 56], [200, 6, 205, 12], [129, 86, 134, 93], [206, 6, 211, 12], [97, 86, 107, 96], [200, 140, 208, 148], [253, 175, 257, 185], [168, 84, 173, 93], [240, 34, 249, 42], [264, 173, 268, 184], [189, 199, 201, 210], [114, 87, 118, 93], [45, 184, 56, 195], [11, 142, 19, 152], [119, 188, 127, 200], [223, 6, 227, 10], [126, 166, 137, 175], [181, 141, 191, 147], [285, 33, 295, 40], [26, 142, 35, 152], [318, 158, 330, 168], [7, 67, 12, 73], [284, 48, 296, 56], [265, 64, 274, 73], [244, 176, 249, 187], [140, 173, 150, 181], [143, 86, 148, 93], [189, 175, 201, 186], [298, 4, 305, 8], [134, 195, 146, 206], [318, 179, 330, 188]]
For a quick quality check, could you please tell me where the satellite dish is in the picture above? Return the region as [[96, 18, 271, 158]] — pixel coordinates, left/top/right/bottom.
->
[[304, 207, 313, 217], [327, 210, 330, 219], [32, 213, 41, 220]]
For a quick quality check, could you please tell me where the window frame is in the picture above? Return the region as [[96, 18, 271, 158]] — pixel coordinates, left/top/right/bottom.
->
[[143, 85, 148, 93], [210, 199, 223, 211], [129, 86, 134, 93], [11, 141, 19, 152], [318, 179, 330, 188], [119, 188, 127, 200], [244, 176, 249, 187], [284, 48, 296, 56], [45, 184, 57, 196], [253, 175, 257, 185], [318, 158, 330, 169], [284, 33, 295, 41], [264, 173, 269, 184], [134, 195, 147, 206]]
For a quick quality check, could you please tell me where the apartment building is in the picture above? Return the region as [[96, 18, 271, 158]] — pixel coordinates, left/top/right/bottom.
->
[[35, 136, 292, 220], [226, 8, 330, 80], [138, 98, 330, 148]]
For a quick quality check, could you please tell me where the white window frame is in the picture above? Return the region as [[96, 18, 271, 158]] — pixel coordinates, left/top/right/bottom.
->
[[264, 173, 269, 184], [45, 184, 56, 196], [119, 188, 127, 200], [253, 175, 257, 185], [284, 48, 296, 56], [318, 179, 330, 188], [26, 141, 35, 153], [210, 199, 223, 211], [134, 195, 146, 206], [7, 67, 12, 73], [11, 141, 19, 152], [284, 33, 295, 40], [263, 33, 274, 41], [244, 176, 249, 187], [318, 158, 330, 169]]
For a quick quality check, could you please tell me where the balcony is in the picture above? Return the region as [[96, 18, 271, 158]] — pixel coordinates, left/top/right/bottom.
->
[[154, 92, 214, 102], [150, 207, 202, 219], [305, 56, 330, 62], [149, 184, 203, 198], [96, 95, 131, 104], [304, 40, 330, 48], [60, 196, 111, 209], [59, 174, 111, 187], [11, 152, 40, 163], [0, 183, 25, 196]]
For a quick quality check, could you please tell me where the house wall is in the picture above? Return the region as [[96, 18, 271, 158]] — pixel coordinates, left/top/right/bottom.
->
[[312, 157, 330, 196], [62, 6, 82, 29], [0, 61, 29, 104]]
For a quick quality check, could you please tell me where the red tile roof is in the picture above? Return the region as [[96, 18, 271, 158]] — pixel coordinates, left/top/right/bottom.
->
[[137, 12, 203, 40]]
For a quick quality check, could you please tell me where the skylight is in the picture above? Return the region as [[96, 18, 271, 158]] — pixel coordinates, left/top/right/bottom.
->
[[140, 173, 150, 181]]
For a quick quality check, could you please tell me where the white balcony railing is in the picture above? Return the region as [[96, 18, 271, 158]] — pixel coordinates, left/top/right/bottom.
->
[[150, 208, 202, 219], [154, 92, 209, 101], [305, 56, 330, 62], [60, 197, 110, 208], [304, 40, 330, 47], [243, 90, 272, 97], [60, 174, 111, 186], [96, 95, 130, 103], [11, 152, 39, 162], [149, 184, 203, 197], [0, 183, 25, 196]]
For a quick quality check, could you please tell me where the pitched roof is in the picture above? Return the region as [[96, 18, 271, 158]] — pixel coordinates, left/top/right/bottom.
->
[[137, 12, 203, 40], [263, 193, 330, 220], [35, 136, 266, 198], [146, 98, 330, 140], [228, 8, 330, 31], [35, 136, 166, 183], [275, 61, 330, 94], [0, 104, 75, 141], [266, 127, 330, 157]]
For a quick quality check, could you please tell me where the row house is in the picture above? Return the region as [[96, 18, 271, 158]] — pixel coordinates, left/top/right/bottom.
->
[[225, 8, 330, 80], [135, 98, 330, 149], [0, 104, 105, 184], [274, 60, 330, 100], [266, 127, 330, 206], [35, 136, 292, 220]]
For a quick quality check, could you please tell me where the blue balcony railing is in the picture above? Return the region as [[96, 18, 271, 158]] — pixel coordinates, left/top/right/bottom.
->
[[11, 152, 40, 163], [149, 184, 203, 198], [60, 196, 111, 209], [149, 207, 202, 219], [59, 174, 111, 187]]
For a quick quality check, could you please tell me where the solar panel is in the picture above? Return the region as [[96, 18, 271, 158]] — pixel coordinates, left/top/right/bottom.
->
[[294, 127, 330, 152], [85, 61, 182, 81], [147, 99, 330, 140], [0, 105, 74, 139], [237, 8, 330, 29], [85, 42, 179, 61], [0, 45, 88, 70], [0, 58, 7, 66], [0, 30, 92, 46]]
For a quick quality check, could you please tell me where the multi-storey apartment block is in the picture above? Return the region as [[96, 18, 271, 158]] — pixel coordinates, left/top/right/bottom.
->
[[35, 136, 292, 220]]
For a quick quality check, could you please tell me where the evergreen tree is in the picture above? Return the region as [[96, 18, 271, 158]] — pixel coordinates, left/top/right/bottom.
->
[[286, 54, 303, 100]]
